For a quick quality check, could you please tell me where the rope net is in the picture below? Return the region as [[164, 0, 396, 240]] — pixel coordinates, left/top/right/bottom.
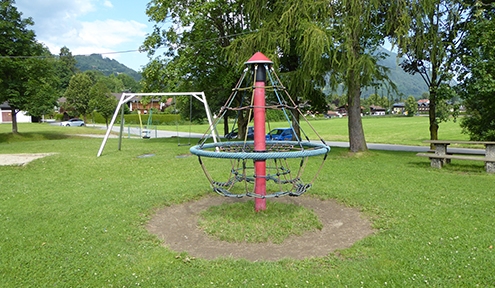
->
[[190, 63, 330, 198]]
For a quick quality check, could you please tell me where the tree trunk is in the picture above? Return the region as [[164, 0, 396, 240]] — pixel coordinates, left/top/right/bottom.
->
[[347, 70, 367, 152], [11, 107, 19, 134], [237, 111, 248, 139], [291, 99, 301, 141], [223, 114, 229, 136], [428, 87, 438, 149], [292, 112, 300, 141], [428, 50, 439, 149]]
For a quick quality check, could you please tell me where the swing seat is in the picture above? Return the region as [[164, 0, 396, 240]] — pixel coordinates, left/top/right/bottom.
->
[[142, 129, 151, 139]]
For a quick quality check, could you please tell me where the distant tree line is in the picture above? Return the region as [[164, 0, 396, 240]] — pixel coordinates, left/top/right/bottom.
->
[[74, 54, 142, 82]]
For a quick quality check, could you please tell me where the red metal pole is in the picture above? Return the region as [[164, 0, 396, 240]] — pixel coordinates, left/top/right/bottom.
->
[[245, 52, 272, 212], [253, 70, 266, 211]]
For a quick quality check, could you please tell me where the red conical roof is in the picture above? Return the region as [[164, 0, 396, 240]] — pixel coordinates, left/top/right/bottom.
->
[[244, 52, 273, 65]]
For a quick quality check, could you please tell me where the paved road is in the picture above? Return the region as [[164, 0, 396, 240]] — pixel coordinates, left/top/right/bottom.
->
[[97, 124, 484, 155], [325, 141, 484, 155]]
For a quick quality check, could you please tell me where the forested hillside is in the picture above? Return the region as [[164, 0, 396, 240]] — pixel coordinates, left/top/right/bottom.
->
[[74, 50, 426, 100], [375, 48, 429, 99], [74, 54, 142, 82], [325, 47, 429, 100]]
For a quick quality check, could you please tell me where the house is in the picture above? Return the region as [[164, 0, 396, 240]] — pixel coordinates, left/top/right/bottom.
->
[[337, 104, 364, 116], [369, 105, 386, 116], [392, 102, 405, 115], [325, 110, 342, 118], [417, 99, 429, 113], [337, 105, 348, 116], [0, 102, 32, 123], [124, 95, 173, 114], [56, 94, 176, 118]]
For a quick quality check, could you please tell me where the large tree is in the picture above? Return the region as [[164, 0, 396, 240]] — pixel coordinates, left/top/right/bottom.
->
[[395, 0, 471, 143], [226, 0, 330, 141], [116, 73, 141, 93], [55, 46, 79, 93], [89, 80, 117, 127], [64, 73, 93, 121], [143, 0, 244, 133], [230, 0, 402, 151], [457, 2, 495, 140], [23, 48, 59, 121], [0, 0, 57, 132]]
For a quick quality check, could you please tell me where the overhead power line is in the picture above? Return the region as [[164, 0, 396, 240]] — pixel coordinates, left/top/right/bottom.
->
[[0, 29, 257, 60]]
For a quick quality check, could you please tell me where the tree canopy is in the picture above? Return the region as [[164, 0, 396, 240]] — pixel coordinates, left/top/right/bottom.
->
[[0, 0, 58, 132], [64, 73, 93, 121], [89, 80, 117, 127], [394, 0, 472, 142], [457, 2, 495, 140], [55, 46, 79, 93], [143, 0, 246, 131]]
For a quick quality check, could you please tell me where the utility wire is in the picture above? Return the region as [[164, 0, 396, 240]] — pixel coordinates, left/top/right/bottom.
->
[[0, 29, 256, 60]]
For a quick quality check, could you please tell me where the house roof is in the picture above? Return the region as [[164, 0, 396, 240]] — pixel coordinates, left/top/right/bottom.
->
[[370, 105, 385, 111], [417, 99, 429, 106], [337, 104, 365, 110]]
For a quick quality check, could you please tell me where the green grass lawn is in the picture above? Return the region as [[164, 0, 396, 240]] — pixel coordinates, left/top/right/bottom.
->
[[171, 115, 469, 146], [1, 121, 493, 287]]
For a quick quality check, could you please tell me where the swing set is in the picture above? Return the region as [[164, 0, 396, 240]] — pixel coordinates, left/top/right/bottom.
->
[[97, 92, 218, 157], [173, 94, 194, 146]]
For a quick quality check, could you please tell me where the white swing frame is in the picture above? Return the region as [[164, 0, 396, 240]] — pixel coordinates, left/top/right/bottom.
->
[[97, 92, 218, 157]]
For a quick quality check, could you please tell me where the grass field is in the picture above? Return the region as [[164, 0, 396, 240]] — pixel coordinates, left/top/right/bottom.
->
[[160, 115, 469, 146], [1, 119, 494, 287]]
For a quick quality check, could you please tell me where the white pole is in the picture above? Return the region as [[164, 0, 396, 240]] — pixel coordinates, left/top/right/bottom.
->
[[200, 92, 218, 143], [97, 93, 133, 157]]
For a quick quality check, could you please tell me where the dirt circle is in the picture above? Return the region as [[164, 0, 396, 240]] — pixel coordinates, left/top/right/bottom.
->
[[147, 195, 374, 261]]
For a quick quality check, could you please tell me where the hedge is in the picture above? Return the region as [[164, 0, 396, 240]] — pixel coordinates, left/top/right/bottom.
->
[[121, 114, 181, 125], [57, 113, 182, 125]]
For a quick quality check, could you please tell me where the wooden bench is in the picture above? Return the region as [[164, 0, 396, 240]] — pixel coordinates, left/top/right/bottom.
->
[[417, 140, 495, 173]]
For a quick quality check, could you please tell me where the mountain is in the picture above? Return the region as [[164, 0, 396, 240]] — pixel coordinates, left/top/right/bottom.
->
[[374, 47, 429, 99], [74, 54, 142, 82], [325, 47, 429, 100]]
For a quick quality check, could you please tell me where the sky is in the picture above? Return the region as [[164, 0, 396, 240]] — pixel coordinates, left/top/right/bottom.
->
[[15, 0, 157, 72]]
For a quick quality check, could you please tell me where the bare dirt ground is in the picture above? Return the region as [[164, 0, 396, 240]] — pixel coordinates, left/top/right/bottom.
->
[[0, 134, 111, 166], [0, 153, 57, 166], [147, 195, 374, 261]]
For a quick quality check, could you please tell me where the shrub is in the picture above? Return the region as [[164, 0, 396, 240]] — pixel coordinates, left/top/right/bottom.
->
[[120, 114, 181, 125]]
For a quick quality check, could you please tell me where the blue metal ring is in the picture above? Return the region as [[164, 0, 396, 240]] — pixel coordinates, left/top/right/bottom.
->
[[190, 141, 330, 160]]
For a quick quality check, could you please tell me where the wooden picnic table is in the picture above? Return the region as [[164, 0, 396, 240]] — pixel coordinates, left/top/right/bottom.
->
[[417, 140, 495, 173]]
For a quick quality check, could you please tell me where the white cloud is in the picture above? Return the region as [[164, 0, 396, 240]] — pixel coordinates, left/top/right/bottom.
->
[[103, 1, 113, 8], [37, 19, 147, 66], [16, 0, 98, 45], [14, 0, 150, 70], [79, 20, 147, 47], [16, 0, 96, 23]]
